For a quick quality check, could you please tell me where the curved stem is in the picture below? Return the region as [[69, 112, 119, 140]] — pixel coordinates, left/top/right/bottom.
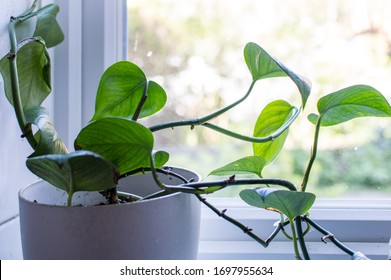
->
[[302, 219, 312, 236], [174, 177, 297, 193], [304, 216, 355, 256], [8, 18, 38, 149], [202, 106, 300, 143], [301, 117, 322, 192], [149, 154, 168, 191], [280, 226, 293, 240], [145, 177, 297, 199], [266, 220, 290, 243], [147, 154, 297, 195], [150, 80, 257, 132], [150, 81, 300, 144], [119, 166, 195, 182], [19, 0, 38, 17]]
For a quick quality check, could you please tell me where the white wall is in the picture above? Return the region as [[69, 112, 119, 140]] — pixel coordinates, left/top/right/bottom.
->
[[0, 0, 35, 259]]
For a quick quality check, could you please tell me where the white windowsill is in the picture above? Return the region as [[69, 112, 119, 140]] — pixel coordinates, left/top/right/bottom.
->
[[198, 198, 391, 260]]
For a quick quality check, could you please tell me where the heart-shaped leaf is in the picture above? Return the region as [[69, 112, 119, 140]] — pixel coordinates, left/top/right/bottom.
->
[[75, 118, 154, 175], [209, 156, 266, 177], [91, 61, 167, 121], [26, 150, 119, 195], [24, 106, 68, 157], [308, 85, 391, 126], [153, 150, 170, 168], [244, 42, 311, 108], [0, 39, 51, 108], [33, 4, 65, 48], [253, 100, 294, 165], [240, 188, 316, 220]]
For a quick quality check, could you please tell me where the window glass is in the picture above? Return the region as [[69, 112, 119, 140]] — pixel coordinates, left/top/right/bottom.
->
[[127, 0, 391, 198]]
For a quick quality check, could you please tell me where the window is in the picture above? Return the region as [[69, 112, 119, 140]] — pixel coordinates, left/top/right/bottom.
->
[[127, 0, 391, 199]]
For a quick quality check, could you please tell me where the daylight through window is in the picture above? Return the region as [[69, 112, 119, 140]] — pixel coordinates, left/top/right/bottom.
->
[[127, 0, 391, 198]]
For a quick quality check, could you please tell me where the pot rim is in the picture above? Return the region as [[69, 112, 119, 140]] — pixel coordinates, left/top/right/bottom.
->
[[18, 166, 200, 209]]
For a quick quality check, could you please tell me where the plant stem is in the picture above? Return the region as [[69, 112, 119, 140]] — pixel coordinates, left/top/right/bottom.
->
[[196, 194, 291, 248], [149, 154, 171, 192], [149, 80, 301, 143], [295, 217, 310, 260], [289, 218, 302, 260], [67, 191, 74, 206], [170, 177, 297, 193], [108, 187, 119, 204], [304, 216, 355, 256], [266, 221, 290, 243], [132, 82, 149, 121], [301, 117, 322, 192], [280, 227, 293, 240], [19, 0, 38, 17], [8, 18, 38, 149], [150, 107, 299, 143], [147, 156, 295, 252], [202, 106, 300, 143], [150, 80, 257, 132]]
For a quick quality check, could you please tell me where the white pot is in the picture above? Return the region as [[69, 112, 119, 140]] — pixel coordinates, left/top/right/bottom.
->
[[18, 167, 201, 260]]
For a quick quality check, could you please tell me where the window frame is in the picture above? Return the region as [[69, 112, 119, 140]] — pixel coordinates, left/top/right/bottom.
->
[[52, 0, 127, 147]]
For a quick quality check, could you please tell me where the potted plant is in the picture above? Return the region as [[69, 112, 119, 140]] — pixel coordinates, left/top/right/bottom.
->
[[1, 2, 390, 260], [0, 1, 202, 260]]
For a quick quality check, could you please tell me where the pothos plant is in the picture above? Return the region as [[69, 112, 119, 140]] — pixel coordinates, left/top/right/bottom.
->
[[1, 2, 391, 260]]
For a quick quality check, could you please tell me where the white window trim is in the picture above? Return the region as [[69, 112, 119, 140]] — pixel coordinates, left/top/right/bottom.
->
[[199, 198, 391, 260], [48, 0, 391, 260], [52, 0, 126, 147]]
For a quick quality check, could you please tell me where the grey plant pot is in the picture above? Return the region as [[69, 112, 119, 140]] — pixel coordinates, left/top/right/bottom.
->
[[18, 167, 201, 260]]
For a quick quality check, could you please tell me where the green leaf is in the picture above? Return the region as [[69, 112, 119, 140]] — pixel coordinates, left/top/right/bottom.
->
[[253, 100, 294, 165], [24, 106, 68, 157], [91, 61, 167, 122], [307, 113, 319, 125], [209, 156, 266, 177], [74, 118, 154, 175], [0, 39, 51, 108], [26, 150, 119, 194], [244, 42, 311, 108], [308, 85, 391, 126], [153, 150, 170, 168], [240, 188, 316, 220], [33, 4, 65, 48]]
